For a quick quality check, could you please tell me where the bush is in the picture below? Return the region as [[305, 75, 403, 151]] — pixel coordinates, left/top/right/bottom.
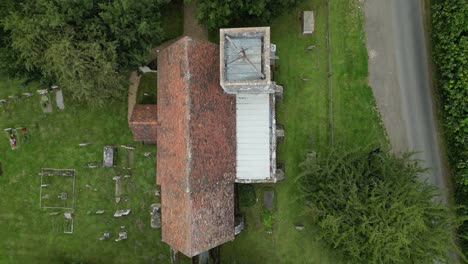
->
[[261, 208, 274, 232], [238, 184, 256, 207]]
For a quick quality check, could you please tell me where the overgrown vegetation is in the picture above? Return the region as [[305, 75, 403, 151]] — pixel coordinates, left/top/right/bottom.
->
[[299, 146, 462, 263], [195, 0, 299, 30], [260, 208, 274, 232], [0, 0, 171, 105]]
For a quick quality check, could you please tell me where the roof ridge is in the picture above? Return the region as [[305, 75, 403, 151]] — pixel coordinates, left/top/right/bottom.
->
[[182, 36, 194, 255]]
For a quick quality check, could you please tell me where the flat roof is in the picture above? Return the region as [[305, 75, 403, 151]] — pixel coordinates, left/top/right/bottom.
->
[[225, 36, 263, 81], [236, 94, 271, 180]]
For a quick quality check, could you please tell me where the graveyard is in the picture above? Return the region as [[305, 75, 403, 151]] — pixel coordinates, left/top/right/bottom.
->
[[0, 78, 168, 263], [0, 0, 388, 263]]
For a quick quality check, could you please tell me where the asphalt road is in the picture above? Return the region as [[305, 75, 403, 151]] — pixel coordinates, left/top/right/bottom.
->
[[364, 0, 447, 202]]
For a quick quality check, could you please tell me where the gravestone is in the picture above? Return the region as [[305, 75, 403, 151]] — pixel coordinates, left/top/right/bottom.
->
[[103, 146, 118, 167], [52, 86, 65, 110], [114, 209, 131, 217], [302, 11, 315, 35], [99, 232, 111, 240], [263, 191, 274, 210], [115, 232, 127, 242], [150, 204, 161, 229], [113, 176, 122, 203]]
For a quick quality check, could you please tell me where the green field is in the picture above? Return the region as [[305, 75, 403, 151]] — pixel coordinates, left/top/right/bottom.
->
[[0, 0, 387, 263], [221, 0, 387, 263]]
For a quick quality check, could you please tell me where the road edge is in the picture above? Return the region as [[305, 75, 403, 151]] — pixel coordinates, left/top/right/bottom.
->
[[419, 0, 455, 199]]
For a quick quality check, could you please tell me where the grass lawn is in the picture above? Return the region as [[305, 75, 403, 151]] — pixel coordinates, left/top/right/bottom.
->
[[221, 0, 387, 263], [0, 78, 171, 263], [137, 73, 157, 104]]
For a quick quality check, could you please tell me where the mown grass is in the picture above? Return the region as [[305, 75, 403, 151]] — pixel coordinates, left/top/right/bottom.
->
[[221, 0, 387, 263], [0, 77, 170, 263], [329, 0, 387, 147]]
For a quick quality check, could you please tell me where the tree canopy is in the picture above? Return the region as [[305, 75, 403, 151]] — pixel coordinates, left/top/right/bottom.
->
[[1, 0, 167, 105], [299, 146, 462, 263], [195, 0, 299, 30]]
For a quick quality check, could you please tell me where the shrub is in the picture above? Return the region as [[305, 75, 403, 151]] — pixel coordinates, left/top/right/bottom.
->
[[261, 208, 274, 232], [238, 184, 256, 207]]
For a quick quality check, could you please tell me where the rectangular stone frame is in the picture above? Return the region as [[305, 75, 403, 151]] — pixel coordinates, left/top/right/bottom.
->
[[39, 168, 76, 210]]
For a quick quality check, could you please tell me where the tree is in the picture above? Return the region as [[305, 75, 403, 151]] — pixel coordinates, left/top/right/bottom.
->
[[298, 146, 463, 263], [0, 0, 26, 77], [2, 0, 166, 105], [195, 0, 299, 30]]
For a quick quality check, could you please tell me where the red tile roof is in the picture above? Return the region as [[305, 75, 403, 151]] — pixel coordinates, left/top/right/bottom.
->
[[129, 104, 157, 143], [157, 37, 236, 257]]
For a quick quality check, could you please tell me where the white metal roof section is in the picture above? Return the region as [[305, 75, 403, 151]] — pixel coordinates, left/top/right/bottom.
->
[[236, 93, 271, 181]]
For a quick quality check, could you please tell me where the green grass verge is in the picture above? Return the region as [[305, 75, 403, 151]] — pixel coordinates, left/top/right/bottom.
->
[[221, 0, 387, 263], [329, 0, 387, 147]]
